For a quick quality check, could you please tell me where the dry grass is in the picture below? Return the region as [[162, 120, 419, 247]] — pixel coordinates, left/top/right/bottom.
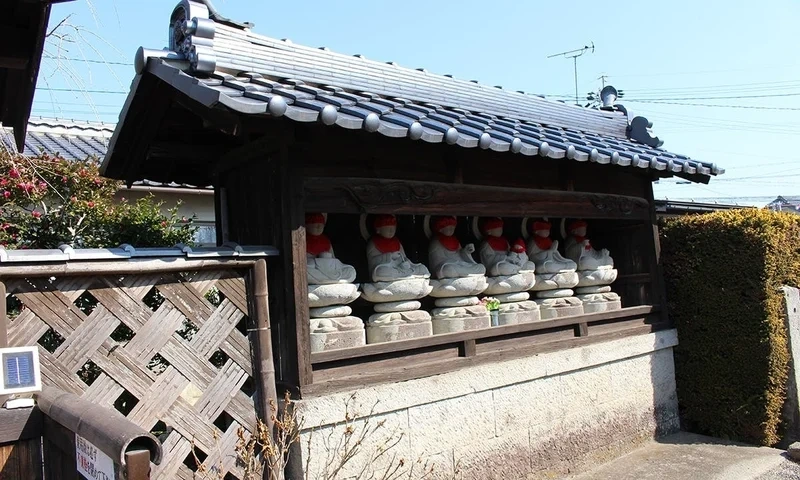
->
[[193, 391, 461, 480]]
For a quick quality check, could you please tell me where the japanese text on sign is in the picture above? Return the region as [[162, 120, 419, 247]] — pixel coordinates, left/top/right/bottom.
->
[[76, 434, 115, 480]]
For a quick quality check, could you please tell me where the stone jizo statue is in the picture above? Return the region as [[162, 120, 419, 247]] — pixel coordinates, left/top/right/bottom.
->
[[366, 214, 430, 282], [305, 212, 357, 285], [428, 215, 485, 279], [478, 217, 535, 277]]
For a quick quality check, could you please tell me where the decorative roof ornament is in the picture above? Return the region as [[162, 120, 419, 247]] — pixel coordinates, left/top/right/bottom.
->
[[168, 0, 217, 74], [628, 116, 664, 149]]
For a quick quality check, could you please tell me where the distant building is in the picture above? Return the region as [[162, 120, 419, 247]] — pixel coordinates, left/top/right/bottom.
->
[[654, 199, 749, 218], [0, 118, 216, 245], [766, 196, 800, 214]]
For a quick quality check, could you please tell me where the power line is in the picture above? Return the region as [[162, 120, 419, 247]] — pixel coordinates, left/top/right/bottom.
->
[[42, 55, 132, 66], [627, 92, 800, 102], [36, 87, 128, 94], [626, 100, 800, 111]]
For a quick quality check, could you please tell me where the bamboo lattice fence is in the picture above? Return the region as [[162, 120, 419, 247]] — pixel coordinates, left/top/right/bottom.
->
[[2, 258, 264, 479]]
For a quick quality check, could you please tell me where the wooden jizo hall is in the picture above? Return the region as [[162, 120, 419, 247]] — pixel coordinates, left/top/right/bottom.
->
[[100, 1, 724, 475]]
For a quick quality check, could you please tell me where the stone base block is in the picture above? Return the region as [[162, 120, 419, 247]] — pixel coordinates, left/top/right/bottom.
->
[[495, 292, 530, 303], [432, 313, 491, 334], [497, 300, 541, 325], [435, 296, 480, 307], [308, 283, 360, 308], [368, 310, 432, 324], [535, 297, 584, 320], [374, 300, 421, 313], [366, 320, 433, 343], [361, 278, 433, 303], [578, 291, 622, 314], [575, 285, 612, 294], [531, 271, 579, 291], [310, 329, 365, 352], [484, 272, 536, 295], [429, 275, 488, 298], [309, 305, 352, 318], [577, 268, 618, 287], [535, 288, 575, 299]]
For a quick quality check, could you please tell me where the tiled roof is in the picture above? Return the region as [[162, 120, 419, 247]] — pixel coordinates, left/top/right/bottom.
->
[[1, 118, 210, 191], [0, 117, 112, 160], [104, 0, 724, 182]]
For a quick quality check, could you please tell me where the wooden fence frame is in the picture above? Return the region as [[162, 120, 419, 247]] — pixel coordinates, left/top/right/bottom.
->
[[0, 256, 279, 479]]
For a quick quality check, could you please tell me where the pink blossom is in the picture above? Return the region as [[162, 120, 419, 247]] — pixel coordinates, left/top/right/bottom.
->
[[160, 221, 167, 227], [0, 178, 7, 186], [31, 211, 41, 219], [8, 168, 19, 178], [38, 182, 47, 190], [87, 201, 95, 208], [2, 191, 10, 199]]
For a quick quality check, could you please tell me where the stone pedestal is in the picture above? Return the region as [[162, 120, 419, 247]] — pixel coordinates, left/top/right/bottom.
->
[[529, 272, 582, 320], [479, 272, 539, 325], [429, 275, 490, 334], [362, 278, 433, 343], [576, 267, 618, 287], [575, 285, 621, 313], [308, 283, 364, 353]]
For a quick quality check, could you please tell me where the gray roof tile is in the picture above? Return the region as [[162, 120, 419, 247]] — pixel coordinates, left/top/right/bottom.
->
[[102, 2, 725, 182]]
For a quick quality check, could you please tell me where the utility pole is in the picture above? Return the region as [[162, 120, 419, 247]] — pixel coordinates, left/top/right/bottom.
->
[[548, 43, 594, 106]]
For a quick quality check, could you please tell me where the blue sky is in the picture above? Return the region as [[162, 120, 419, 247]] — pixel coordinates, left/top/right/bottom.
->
[[35, 0, 800, 201]]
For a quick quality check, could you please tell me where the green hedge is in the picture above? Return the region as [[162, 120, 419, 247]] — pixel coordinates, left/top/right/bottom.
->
[[661, 209, 800, 446]]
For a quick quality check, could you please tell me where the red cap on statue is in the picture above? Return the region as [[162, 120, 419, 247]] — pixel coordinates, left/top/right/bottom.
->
[[373, 214, 398, 229]]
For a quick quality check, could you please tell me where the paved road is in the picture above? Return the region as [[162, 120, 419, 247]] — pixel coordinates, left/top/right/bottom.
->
[[571, 432, 797, 480]]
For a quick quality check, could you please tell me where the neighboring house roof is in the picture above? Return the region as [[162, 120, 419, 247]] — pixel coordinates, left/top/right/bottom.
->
[[101, 1, 724, 185], [654, 199, 749, 215], [1, 117, 210, 192], [768, 196, 800, 205], [1, 1, 75, 150]]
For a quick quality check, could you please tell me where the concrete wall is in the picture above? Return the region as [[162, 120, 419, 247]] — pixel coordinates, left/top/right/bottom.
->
[[297, 330, 679, 480]]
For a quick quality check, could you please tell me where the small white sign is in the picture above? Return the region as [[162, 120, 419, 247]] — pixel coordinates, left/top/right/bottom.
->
[[76, 434, 115, 480]]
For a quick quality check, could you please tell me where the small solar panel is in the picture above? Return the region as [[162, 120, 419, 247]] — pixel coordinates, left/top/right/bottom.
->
[[0, 347, 41, 395]]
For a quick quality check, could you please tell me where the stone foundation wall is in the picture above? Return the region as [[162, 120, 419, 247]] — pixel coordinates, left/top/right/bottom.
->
[[298, 330, 679, 480]]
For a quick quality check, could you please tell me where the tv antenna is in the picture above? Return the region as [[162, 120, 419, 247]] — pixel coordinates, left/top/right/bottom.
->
[[547, 42, 595, 106]]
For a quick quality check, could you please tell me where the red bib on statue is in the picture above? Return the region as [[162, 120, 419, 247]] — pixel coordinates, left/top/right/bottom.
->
[[373, 236, 402, 253], [534, 236, 553, 251], [437, 234, 461, 251], [486, 236, 509, 252], [307, 234, 332, 256]]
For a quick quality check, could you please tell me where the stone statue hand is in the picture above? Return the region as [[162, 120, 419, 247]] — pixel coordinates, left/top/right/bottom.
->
[[463, 243, 475, 254]]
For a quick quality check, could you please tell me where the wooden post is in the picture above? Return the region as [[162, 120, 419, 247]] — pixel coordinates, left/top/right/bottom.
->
[[124, 449, 152, 480], [646, 181, 669, 323], [268, 141, 311, 389], [251, 259, 278, 434], [0, 280, 6, 348]]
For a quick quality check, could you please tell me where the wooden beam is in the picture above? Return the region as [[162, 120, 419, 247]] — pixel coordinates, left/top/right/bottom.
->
[[211, 131, 289, 176], [304, 177, 651, 220], [0, 407, 42, 443], [304, 322, 670, 397], [312, 305, 656, 364]]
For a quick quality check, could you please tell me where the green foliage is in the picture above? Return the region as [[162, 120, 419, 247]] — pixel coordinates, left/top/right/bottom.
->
[[0, 150, 195, 249], [661, 208, 800, 446]]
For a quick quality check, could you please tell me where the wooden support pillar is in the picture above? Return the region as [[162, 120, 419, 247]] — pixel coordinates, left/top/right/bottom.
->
[[265, 141, 311, 390], [645, 181, 669, 323], [0, 281, 6, 348]]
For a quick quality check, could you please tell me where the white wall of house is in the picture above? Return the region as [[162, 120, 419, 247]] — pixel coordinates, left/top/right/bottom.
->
[[114, 188, 217, 245], [298, 330, 679, 479]]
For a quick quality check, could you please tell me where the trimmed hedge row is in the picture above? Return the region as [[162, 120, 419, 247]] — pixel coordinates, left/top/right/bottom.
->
[[661, 208, 800, 446]]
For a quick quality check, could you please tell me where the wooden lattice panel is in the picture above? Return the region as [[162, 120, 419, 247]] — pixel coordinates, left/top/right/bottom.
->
[[4, 268, 257, 479]]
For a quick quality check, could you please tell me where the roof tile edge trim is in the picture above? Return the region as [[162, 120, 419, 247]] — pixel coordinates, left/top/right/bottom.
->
[[0, 242, 278, 263]]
